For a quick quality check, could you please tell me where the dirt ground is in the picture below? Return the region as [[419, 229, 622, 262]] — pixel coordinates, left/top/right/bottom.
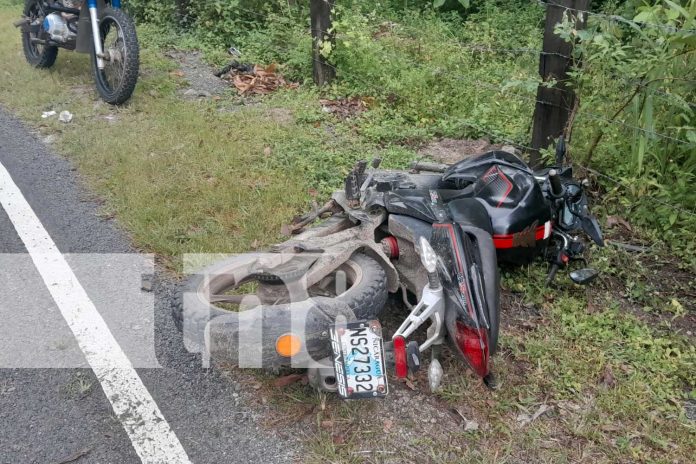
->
[[165, 50, 230, 99], [418, 138, 506, 164]]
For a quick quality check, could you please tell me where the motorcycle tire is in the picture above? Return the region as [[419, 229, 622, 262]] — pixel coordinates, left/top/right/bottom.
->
[[90, 7, 139, 105], [22, 0, 58, 68], [174, 253, 388, 355]]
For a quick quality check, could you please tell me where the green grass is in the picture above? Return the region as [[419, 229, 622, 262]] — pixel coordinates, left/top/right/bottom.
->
[[0, 3, 694, 463]]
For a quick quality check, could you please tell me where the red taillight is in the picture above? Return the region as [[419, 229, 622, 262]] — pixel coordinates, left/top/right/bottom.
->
[[393, 335, 408, 378], [454, 321, 490, 377]]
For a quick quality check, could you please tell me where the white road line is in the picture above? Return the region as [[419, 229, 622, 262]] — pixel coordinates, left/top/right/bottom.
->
[[0, 161, 191, 464]]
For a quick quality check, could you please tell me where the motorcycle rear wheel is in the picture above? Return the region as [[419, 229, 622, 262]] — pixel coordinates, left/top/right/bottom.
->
[[174, 253, 388, 357], [91, 7, 139, 105], [21, 0, 58, 68]]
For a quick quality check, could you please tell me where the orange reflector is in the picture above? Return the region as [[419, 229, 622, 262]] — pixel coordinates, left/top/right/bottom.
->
[[275, 333, 302, 357]]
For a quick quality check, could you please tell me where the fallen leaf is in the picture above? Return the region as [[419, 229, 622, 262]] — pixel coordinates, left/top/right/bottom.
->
[[273, 374, 304, 387], [383, 418, 394, 432], [263, 146, 272, 157], [321, 420, 334, 428], [250, 239, 260, 249], [169, 70, 185, 78]]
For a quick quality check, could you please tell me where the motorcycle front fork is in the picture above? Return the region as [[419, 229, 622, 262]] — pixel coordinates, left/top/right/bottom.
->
[[87, 0, 104, 69], [88, 0, 122, 69]]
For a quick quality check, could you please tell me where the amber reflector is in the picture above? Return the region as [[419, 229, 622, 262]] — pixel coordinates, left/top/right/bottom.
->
[[275, 333, 302, 357]]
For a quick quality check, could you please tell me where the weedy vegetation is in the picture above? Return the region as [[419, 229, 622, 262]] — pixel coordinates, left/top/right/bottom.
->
[[0, 0, 693, 462]]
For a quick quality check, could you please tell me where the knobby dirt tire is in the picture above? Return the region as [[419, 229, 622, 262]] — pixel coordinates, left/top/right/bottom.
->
[[91, 7, 139, 105]]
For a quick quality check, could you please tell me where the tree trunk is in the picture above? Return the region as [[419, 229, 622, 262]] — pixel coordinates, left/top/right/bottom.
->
[[311, 0, 336, 86]]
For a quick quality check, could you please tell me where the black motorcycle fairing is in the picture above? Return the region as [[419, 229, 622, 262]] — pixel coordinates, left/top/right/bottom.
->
[[443, 150, 533, 188], [446, 198, 493, 235], [387, 214, 433, 245], [383, 189, 439, 223], [430, 222, 495, 377]]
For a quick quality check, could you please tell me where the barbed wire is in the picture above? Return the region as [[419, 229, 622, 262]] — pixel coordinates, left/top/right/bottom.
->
[[308, 54, 695, 217], [539, 0, 696, 34], [358, 38, 694, 146], [196, 2, 695, 217], [574, 163, 696, 217]]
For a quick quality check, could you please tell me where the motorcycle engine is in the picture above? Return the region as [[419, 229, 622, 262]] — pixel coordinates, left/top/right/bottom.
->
[[43, 11, 77, 43]]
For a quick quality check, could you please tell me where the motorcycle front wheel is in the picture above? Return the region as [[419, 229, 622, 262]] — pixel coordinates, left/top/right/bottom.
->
[[91, 7, 139, 105]]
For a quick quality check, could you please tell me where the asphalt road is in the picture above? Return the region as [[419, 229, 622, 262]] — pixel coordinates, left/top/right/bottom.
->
[[0, 107, 297, 463]]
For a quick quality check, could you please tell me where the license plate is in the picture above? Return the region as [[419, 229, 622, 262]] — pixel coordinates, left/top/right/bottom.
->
[[330, 320, 388, 399]]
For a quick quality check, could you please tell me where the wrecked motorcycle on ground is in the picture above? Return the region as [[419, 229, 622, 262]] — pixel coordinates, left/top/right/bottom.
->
[[16, 0, 139, 105], [175, 144, 604, 399]]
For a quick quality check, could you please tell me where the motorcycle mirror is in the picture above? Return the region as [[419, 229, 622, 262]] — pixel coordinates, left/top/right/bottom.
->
[[569, 268, 599, 285]]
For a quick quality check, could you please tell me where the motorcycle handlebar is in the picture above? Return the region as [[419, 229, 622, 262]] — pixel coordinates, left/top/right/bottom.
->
[[548, 169, 564, 197]]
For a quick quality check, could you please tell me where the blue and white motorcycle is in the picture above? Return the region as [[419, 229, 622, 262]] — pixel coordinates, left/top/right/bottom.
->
[[16, 0, 139, 105]]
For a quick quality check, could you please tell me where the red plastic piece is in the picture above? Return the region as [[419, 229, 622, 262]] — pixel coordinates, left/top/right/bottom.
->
[[381, 236, 400, 259], [393, 335, 408, 378]]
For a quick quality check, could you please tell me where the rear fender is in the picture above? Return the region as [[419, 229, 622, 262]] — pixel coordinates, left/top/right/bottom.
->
[[431, 223, 497, 377]]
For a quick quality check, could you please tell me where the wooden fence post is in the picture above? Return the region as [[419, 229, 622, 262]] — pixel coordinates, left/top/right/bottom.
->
[[310, 0, 336, 86], [529, 0, 590, 168], [174, 0, 191, 25]]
